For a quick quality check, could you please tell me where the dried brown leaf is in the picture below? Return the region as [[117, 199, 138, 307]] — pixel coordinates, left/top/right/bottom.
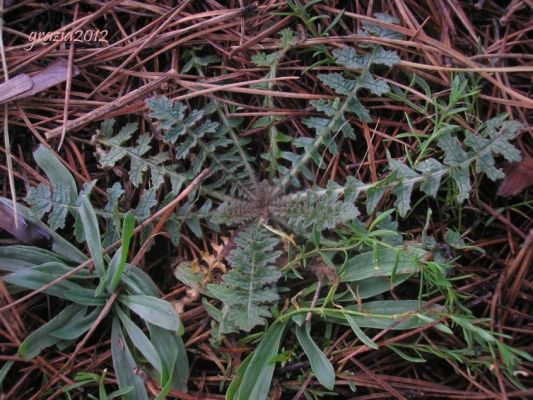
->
[[0, 74, 33, 102], [0, 202, 52, 248], [0, 58, 79, 103], [497, 155, 533, 197]]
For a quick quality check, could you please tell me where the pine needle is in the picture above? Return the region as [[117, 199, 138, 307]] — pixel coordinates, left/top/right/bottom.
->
[[0, 0, 17, 229]]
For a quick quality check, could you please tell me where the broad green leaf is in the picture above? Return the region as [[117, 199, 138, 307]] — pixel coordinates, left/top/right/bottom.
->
[[119, 295, 181, 331], [122, 264, 160, 296], [78, 195, 105, 279], [115, 306, 162, 375], [341, 247, 424, 282], [345, 275, 411, 300], [0, 245, 71, 271], [18, 304, 82, 359], [33, 145, 77, 200], [50, 306, 101, 340], [2, 265, 92, 302], [234, 320, 287, 400], [295, 324, 335, 390], [148, 323, 188, 392], [63, 288, 106, 306], [111, 318, 149, 400]]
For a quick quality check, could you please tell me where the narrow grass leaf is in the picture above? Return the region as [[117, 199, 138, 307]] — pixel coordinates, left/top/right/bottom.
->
[[387, 345, 426, 363], [109, 212, 135, 292], [226, 352, 253, 400], [345, 315, 378, 349], [0, 361, 14, 386]]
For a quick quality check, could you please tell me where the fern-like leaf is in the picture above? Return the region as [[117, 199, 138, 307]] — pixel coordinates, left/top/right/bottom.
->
[[212, 181, 360, 233], [206, 225, 282, 335], [278, 14, 400, 192], [94, 119, 186, 193], [437, 132, 472, 202], [271, 183, 360, 234], [25, 146, 78, 231], [387, 154, 420, 217], [464, 117, 521, 180], [360, 13, 403, 40], [147, 96, 256, 197]]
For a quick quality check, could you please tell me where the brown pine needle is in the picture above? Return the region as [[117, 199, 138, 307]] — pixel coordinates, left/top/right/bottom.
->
[[0, 0, 17, 229]]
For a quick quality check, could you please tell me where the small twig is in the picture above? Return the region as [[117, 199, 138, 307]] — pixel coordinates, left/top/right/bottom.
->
[[57, 3, 79, 150], [0, 0, 17, 229], [305, 279, 322, 322], [46, 73, 172, 139]]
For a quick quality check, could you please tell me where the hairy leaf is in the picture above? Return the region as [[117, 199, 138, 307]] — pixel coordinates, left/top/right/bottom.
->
[[206, 225, 282, 335]]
